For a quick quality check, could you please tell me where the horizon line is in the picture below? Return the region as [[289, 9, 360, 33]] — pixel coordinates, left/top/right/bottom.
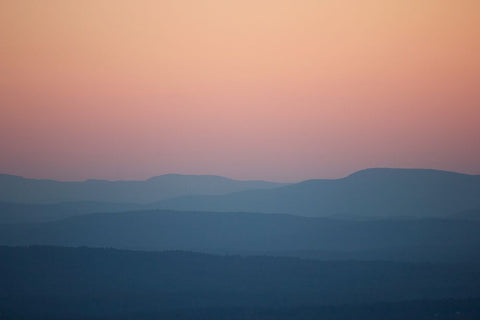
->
[[1, 167, 478, 184]]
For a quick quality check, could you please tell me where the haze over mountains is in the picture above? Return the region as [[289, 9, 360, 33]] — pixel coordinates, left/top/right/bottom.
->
[[1, 168, 479, 221], [156, 169, 480, 218], [2, 167, 480, 319], [0, 202, 142, 224], [1, 210, 479, 263], [0, 173, 286, 204], [1, 168, 480, 263]]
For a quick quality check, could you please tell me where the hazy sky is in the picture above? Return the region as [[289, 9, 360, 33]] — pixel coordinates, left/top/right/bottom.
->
[[1, 0, 479, 182]]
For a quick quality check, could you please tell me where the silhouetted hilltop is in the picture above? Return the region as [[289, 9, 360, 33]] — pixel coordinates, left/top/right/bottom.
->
[[0, 173, 286, 204], [156, 168, 480, 218]]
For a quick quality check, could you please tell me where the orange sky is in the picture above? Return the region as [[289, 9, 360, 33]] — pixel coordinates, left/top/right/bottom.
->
[[1, 0, 479, 182]]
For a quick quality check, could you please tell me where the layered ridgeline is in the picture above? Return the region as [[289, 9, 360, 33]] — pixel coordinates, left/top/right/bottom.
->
[[0, 174, 285, 223], [2, 210, 480, 263], [1, 168, 479, 223], [156, 168, 480, 218], [0, 173, 286, 204]]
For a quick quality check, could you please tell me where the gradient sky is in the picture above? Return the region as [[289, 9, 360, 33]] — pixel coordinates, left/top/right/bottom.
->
[[1, 0, 479, 182]]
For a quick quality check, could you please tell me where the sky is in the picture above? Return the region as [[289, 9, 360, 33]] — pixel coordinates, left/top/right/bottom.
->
[[1, 0, 479, 182]]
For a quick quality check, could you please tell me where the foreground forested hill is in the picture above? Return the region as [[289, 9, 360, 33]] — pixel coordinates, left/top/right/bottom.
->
[[0, 246, 479, 319]]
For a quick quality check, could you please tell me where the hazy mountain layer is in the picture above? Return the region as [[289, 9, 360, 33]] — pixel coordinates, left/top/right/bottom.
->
[[2, 209, 479, 262], [0, 201, 143, 223], [156, 168, 480, 218], [0, 174, 286, 204]]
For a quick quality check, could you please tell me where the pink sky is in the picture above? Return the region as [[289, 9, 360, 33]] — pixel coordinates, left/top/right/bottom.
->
[[1, 0, 479, 182]]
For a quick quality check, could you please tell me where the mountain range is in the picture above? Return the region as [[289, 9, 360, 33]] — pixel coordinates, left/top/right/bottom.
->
[[2, 167, 480, 319], [0, 173, 286, 204], [1, 168, 479, 222], [156, 168, 480, 218], [2, 209, 479, 263]]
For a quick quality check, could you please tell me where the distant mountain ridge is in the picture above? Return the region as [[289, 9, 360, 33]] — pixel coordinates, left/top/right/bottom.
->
[[2, 168, 479, 219], [2, 209, 480, 263], [156, 168, 480, 218], [0, 173, 287, 204], [0, 201, 143, 224]]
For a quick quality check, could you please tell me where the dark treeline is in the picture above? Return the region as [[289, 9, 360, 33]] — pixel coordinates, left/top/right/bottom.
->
[[1, 246, 480, 319], [2, 299, 480, 320]]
